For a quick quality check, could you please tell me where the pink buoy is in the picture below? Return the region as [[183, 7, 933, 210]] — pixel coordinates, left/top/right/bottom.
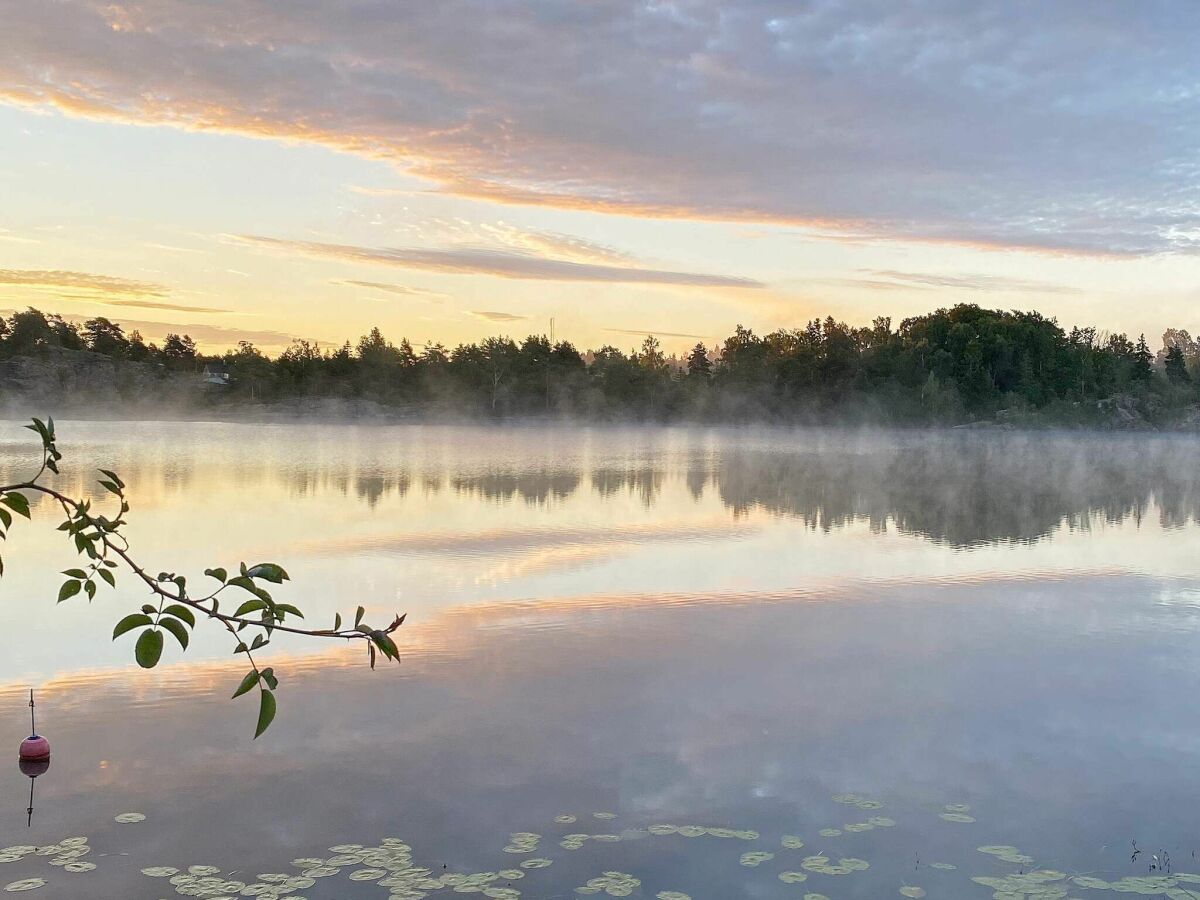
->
[[18, 690, 49, 761], [19, 735, 50, 761]]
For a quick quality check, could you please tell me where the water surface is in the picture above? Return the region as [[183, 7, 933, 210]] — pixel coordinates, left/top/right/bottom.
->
[[3, 422, 1200, 898]]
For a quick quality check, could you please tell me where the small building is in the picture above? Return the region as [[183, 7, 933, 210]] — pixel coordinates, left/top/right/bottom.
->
[[201, 362, 231, 386]]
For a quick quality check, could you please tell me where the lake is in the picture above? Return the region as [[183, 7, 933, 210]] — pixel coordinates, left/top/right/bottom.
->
[[3, 421, 1200, 899]]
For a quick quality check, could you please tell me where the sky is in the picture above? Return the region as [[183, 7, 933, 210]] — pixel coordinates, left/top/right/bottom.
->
[[2, 0, 1199, 354]]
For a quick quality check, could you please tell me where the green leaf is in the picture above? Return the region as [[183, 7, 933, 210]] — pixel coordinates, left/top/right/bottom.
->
[[254, 688, 277, 739], [162, 604, 196, 627], [113, 613, 153, 639], [134, 628, 164, 669], [26, 418, 49, 445], [2, 493, 31, 519], [97, 568, 116, 588], [373, 631, 400, 662], [247, 563, 289, 583], [355, 606, 365, 627], [98, 469, 125, 490], [160, 617, 190, 651], [57, 580, 81, 603], [231, 669, 259, 698], [234, 599, 268, 617], [276, 603, 304, 619], [84, 580, 96, 600], [62, 568, 87, 579], [0, 507, 12, 528], [260, 667, 278, 690], [204, 567, 228, 583], [333, 612, 342, 631], [250, 633, 268, 650]]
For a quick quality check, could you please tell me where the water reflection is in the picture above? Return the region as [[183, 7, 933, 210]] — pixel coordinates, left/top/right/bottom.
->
[[4, 573, 1200, 897], [5, 425, 1200, 548], [3, 422, 1200, 897]]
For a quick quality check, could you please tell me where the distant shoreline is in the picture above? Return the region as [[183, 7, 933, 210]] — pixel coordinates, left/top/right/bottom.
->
[[4, 303, 1200, 432], [3, 399, 1200, 434]]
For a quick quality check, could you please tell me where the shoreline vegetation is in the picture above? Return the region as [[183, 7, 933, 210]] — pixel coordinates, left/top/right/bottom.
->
[[2, 304, 1200, 430]]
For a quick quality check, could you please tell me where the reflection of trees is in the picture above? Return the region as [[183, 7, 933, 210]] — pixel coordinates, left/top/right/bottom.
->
[[714, 434, 1200, 547], [452, 470, 581, 505], [685, 461, 710, 500], [590, 467, 664, 506], [354, 472, 411, 509]]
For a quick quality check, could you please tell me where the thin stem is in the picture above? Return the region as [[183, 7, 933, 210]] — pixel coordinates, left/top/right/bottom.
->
[[3, 479, 369, 641]]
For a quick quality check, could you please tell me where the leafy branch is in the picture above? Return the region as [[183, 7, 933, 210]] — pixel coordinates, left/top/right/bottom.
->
[[0, 417, 405, 738]]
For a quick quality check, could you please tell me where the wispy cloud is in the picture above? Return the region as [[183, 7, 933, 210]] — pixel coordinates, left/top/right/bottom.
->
[[471, 311, 529, 323], [88, 298, 232, 313], [818, 271, 1085, 295], [0, 308, 299, 348], [334, 280, 446, 303], [0, 268, 167, 296], [0, 229, 40, 245], [229, 235, 764, 288], [605, 328, 712, 339], [477, 224, 631, 265], [144, 242, 204, 255], [4, 1, 1197, 254], [859, 270, 1084, 294]]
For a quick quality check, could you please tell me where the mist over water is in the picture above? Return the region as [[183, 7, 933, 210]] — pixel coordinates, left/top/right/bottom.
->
[[3, 421, 1200, 898]]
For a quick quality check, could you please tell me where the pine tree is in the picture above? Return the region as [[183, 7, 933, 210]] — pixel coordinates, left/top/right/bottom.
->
[[687, 343, 712, 378], [1164, 345, 1191, 384], [1132, 334, 1154, 381]]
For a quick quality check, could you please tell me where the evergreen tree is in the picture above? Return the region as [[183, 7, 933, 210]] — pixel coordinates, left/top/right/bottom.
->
[[687, 343, 712, 378], [1133, 334, 1154, 381], [1164, 345, 1191, 384]]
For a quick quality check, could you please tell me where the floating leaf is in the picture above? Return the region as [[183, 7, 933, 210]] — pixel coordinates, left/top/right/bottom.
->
[[3, 879, 45, 892]]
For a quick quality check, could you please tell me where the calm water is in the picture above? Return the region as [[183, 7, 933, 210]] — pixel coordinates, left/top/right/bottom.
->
[[3, 421, 1200, 898]]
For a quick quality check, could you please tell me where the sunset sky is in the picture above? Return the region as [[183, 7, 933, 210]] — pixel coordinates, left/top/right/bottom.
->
[[3, 1, 1199, 354]]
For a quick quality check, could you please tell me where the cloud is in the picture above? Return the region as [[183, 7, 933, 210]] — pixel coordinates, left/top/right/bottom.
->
[[51, 295, 232, 313], [229, 235, 763, 287], [0, 229, 40, 245], [0, 268, 230, 312], [0, 268, 166, 296], [6, 1, 1196, 255], [1, 309, 300, 349], [471, 311, 529, 323], [605, 328, 712, 339], [334, 280, 446, 302], [90, 298, 233, 313], [837, 271, 1084, 294], [478, 224, 632, 265]]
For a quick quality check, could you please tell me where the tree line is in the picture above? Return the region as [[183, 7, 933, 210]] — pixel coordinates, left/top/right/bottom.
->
[[2, 304, 1197, 424]]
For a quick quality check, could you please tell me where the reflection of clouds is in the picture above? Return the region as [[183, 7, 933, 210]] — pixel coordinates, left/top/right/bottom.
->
[[297, 517, 753, 558], [472, 544, 620, 584], [2, 571, 1197, 899]]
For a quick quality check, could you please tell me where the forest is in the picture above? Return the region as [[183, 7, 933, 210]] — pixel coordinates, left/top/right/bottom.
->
[[1, 304, 1197, 426]]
